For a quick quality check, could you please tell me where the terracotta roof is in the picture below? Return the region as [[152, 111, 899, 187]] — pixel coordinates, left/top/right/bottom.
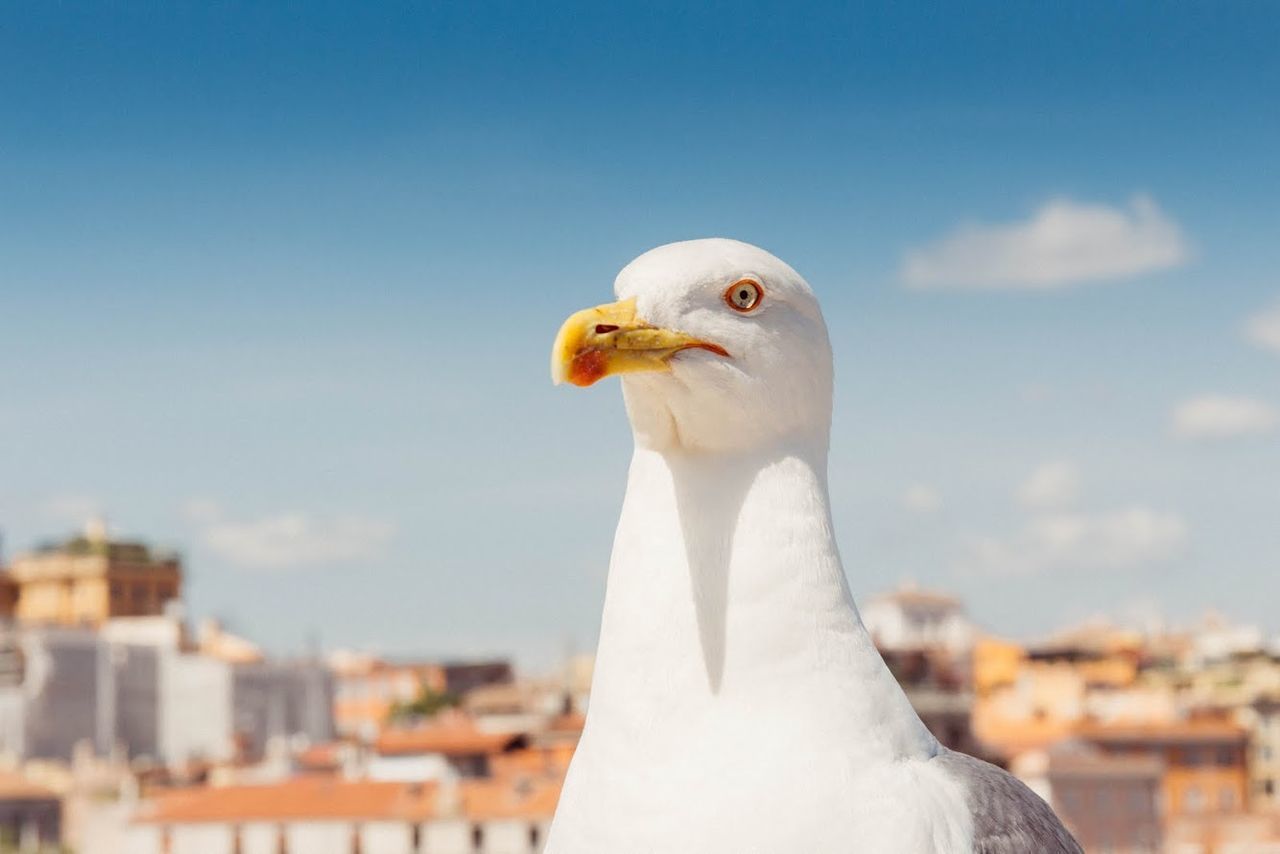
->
[[375, 725, 525, 757], [136, 775, 563, 824], [461, 777, 562, 821], [137, 778, 436, 823], [490, 745, 575, 779], [547, 712, 586, 734]]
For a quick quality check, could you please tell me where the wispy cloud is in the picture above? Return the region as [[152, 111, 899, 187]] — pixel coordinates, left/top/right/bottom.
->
[[186, 500, 394, 570], [1172, 395, 1279, 441], [964, 507, 1188, 576], [962, 462, 1186, 575], [1018, 461, 1081, 510], [901, 484, 943, 514], [1245, 301, 1280, 354], [901, 195, 1189, 290]]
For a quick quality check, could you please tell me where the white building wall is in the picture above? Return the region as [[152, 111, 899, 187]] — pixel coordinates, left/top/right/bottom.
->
[[240, 822, 282, 854], [171, 823, 236, 854], [423, 819, 473, 854], [367, 752, 452, 782], [161, 651, 233, 766], [121, 825, 165, 854], [286, 820, 355, 854], [482, 819, 536, 854], [360, 820, 415, 854]]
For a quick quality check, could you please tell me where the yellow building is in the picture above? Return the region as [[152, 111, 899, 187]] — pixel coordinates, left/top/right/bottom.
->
[[0, 521, 182, 627]]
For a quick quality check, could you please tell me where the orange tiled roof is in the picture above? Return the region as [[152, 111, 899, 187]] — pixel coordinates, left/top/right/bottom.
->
[[490, 745, 575, 779], [547, 712, 586, 733], [137, 778, 436, 823], [461, 777, 562, 821], [375, 724, 524, 757], [136, 775, 563, 824]]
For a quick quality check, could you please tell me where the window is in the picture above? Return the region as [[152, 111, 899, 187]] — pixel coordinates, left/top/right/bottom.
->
[[1184, 785, 1204, 813], [530, 824, 541, 848], [1217, 747, 1237, 766], [471, 824, 485, 852]]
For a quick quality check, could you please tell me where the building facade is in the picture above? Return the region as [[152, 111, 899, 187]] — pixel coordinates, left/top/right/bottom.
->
[[1079, 720, 1251, 819], [1, 523, 181, 627]]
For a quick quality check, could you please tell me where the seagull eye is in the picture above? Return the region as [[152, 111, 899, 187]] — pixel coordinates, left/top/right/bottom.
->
[[724, 280, 763, 312]]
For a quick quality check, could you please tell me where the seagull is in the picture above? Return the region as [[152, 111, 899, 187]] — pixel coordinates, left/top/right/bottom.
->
[[545, 239, 1081, 854]]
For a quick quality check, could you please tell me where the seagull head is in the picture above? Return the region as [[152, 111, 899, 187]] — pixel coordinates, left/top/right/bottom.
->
[[552, 238, 833, 453]]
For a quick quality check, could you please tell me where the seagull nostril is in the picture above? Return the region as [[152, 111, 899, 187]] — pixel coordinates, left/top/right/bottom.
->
[[594, 324, 620, 334]]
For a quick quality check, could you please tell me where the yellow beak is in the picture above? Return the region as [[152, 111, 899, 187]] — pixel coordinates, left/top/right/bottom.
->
[[551, 297, 729, 387]]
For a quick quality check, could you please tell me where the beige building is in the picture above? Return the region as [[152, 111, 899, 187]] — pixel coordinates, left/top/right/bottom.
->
[[0, 521, 181, 627], [1239, 697, 1280, 811]]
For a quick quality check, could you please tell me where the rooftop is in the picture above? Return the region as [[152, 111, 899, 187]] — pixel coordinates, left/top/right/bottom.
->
[[137, 778, 435, 823], [137, 775, 563, 824], [375, 723, 526, 757], [870, 582, 961, 612]]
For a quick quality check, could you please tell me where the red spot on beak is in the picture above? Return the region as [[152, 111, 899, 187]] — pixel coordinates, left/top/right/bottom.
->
[[567, 349, 609, 387]]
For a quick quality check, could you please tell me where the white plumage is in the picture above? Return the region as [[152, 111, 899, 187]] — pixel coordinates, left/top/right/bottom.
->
[[547, 239, 1080, 854]]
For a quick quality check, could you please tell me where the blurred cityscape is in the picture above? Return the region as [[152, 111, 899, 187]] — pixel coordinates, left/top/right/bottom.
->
[[0, 523, 1277, 854]]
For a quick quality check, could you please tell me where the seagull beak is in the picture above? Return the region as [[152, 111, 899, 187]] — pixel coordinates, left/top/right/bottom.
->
[[551, 297, 729, 387]]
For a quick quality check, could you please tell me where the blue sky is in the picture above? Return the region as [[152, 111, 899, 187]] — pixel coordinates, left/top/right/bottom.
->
[[2, 2, 1278, 667]]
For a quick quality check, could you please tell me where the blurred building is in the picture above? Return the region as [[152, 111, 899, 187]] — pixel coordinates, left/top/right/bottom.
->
[[231, 659, 335, 762], [861, 583, 975, 654], [1032, 743, 1164, 853], [0, 621, 232, 766], [331, 657, 447, 740], [371, 719, 528, 782], [0, 770, 62, 851], [0, 616, 332, 769], [127, 774, 560, 854], [0, 522, 181, 627], [1164, 810, 1280, 853], [1239, 696, 1280, 811], [1078, 719, 1250, 819], [442, 660, 514, 696]]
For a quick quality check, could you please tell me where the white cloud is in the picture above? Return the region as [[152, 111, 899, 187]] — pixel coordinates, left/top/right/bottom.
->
[[901, 485, 943, 514], [902, 195, 1189, 290], [965, 507, 1188, 576], [1245, 302, 1280, 354], [1018, 461, 1081, 510], [1172, 395, 1279, 441], [189, 502, 394, 570]]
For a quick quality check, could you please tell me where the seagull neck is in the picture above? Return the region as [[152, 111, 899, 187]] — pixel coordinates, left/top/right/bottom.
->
[[592, 433, 892, 703]]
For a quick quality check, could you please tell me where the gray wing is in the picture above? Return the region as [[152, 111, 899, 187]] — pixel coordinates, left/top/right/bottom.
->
[[932, 749, 1082, 854]]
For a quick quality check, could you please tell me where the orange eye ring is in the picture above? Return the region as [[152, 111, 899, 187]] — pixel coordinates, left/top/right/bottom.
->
[[724, 279, 763, 312]]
